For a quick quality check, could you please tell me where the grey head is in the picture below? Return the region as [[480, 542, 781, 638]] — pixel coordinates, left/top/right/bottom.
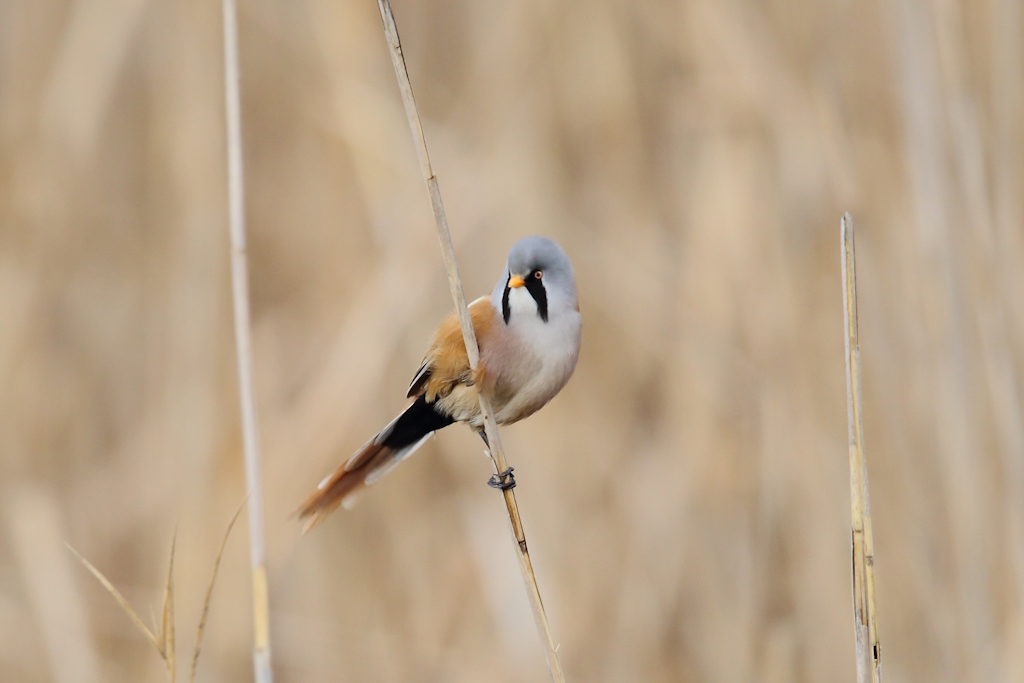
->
[[491, 236, 578, 324]]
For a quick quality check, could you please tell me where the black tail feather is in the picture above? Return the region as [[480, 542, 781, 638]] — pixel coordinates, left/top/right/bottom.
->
[[379, 395, 454, 450]]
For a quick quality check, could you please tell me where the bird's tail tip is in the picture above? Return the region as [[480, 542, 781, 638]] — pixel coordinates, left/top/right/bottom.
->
[[293, 442, 384, 532], [295, 483, 366, 534], [296, 397, 447, 532]]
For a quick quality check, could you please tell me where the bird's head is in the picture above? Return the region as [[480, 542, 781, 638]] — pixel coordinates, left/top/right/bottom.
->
[[494, 236, 577, 324]]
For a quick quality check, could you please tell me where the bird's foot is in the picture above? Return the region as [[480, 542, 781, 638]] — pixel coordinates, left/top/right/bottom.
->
[[487, 467, 516, 491]]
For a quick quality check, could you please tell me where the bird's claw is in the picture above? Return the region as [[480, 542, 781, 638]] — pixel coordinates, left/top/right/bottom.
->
[[487, 467, 516, 491]]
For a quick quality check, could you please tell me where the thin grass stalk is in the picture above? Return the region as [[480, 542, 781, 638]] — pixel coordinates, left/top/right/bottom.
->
[[192, 496, 249, 683], [375, 1, 565, 680], [69, 502, 245, 683], [221, 1, 273, 681], [841, 213, 882, 683], [65, 544, 161, 652], [161, 533, 177, 682], [66, 540, 176, 682]]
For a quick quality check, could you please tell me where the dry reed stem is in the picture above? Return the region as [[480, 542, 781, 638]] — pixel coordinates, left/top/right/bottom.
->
[[376, 1, 565, 680], [220, 0, 274, 681], [841, 213, 882, 683]]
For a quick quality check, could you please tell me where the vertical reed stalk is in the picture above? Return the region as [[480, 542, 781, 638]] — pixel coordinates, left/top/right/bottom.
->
[[841, 213, 882, 683], [375, 1, 565, 680], [221, 1, 274, 681]]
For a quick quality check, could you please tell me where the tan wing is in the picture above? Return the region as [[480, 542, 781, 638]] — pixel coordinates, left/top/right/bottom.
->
[[407, 297, 496, 402]]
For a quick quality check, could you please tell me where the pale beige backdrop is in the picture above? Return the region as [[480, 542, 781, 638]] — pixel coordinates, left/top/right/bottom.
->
[[1, 0, 1023, 682]]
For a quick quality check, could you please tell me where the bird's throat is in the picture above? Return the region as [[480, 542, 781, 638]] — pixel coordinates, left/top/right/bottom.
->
[[503, 280, 548, 324]]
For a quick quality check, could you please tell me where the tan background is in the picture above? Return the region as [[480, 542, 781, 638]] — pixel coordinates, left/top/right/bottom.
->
[[2, 0, 1023, 681]]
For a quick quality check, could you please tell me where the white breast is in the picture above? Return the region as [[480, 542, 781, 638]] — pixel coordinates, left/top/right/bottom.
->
[[488, 287, 581, 425]]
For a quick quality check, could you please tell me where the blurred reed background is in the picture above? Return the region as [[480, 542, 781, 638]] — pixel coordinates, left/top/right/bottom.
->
[[1, 0, 1022, 681]]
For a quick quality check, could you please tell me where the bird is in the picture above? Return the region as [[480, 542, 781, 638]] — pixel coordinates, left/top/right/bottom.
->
[[297, 236, 581, 530]]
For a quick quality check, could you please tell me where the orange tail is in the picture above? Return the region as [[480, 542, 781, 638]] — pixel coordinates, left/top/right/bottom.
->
[[295, 440, 392, 532], [296, 396, 455, 532]]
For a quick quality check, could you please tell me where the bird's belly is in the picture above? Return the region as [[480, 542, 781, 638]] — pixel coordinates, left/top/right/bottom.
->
[[490, 312, 581, 425]]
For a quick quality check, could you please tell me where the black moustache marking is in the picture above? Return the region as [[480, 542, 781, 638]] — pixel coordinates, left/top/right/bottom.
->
[[502, 279, 512, 324], [525, 275, 548, 322]]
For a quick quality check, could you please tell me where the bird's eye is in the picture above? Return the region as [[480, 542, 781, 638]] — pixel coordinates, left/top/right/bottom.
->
[[534, 270, 543, 279]]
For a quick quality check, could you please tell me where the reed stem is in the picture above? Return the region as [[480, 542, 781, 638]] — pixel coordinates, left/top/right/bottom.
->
[[221, 1, 274, 681], [841, 212, 882, 683], [376, 2, 565, 680]]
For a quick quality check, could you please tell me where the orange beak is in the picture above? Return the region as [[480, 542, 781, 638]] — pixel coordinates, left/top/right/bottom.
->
[[508, 275, 526, 288]]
